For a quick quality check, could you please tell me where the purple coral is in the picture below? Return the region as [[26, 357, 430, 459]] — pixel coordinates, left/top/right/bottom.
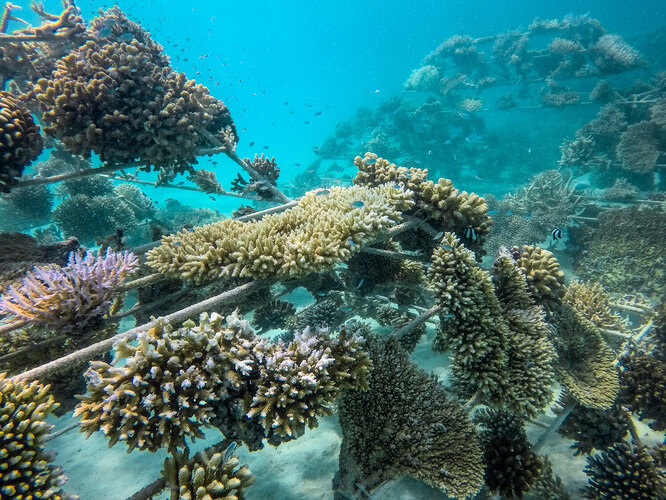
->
[[0, 249, 139, 333]]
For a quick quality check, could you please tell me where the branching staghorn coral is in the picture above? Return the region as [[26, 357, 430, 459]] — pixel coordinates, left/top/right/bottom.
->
[[589, 34, 645, 74], [34, 7, 237, 173], [147, 185, 413, 284], [0, 90, 43, 193], [162, 447, 254, 500], [0, 373, 75, 500], [354, 152, 492, 257], [190, 169, 224, 195], [428, 235, 555, 417], [550, 304, 619, 409], [75, 312, 371, 453], [584, 442, 666, 499], [336, 336, 484, 500], [0, 249, 139, 334]]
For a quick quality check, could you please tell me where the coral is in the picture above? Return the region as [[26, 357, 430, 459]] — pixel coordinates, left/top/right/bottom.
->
[[231, 154, 280, 199], [156, 201, 223, 233], [0, 180, 53, 232], [404, 64, 440, 92], [556, 399, 630, 455], [563, 280, 628, 332], [0, 91, 43, 192], [0, 373, 75, 500], [650, 97, 666, 130], [526, 457, 572, 500], [0, 232, 79, 287], [147, 185, 413, 284], [286, 296, 345, 333], [458, 97, 483, 112], [53, 193, 138, 243], [590, 34, 645, 73], [0, 249, 138, 334], [354, 153, 492, 257], [113, 183, 157, 220], [34, 7, 237, 172], [548, 37, 582, 55], [573, 206, 666, 298], [504, 169, 584, 218], [424, 35, 486, 75], [584, 442, 666, 499], [589, 79, 617, 103], [601, 178, 638, 201], [475, 408, 543, 499], [336, 336, 484, 499], [514, 245, 566, 311], [540, 87, 581, 107], [429, 236, 555, 416], [55, 175, 113, 198], [616, 120, 662, 174], [162, 447, 254, 500], [75, 312, 371, 452], [252, 299, 296, 333], [190, 169, 224, 194], [619, 319, 666, 430], [550, 304, 619, 409]]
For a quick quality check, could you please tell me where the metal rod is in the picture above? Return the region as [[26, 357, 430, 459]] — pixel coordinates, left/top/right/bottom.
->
[[532, 398, 576, 452], [394, 305, 442, 340], [44, 421, 79, 442], [12, 163, 143, 189]]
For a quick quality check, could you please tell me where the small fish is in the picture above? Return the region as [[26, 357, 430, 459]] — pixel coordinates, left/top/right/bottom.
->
[[342, 306, 353, 312], [441, 312, 454, 319], [356, 279, 365, 290], [551, 228, 563, 241], [488, 210, 497, 215], [465, 227, 478, 240], [442, 244, 452, 251], [208, 196, 216, 201], [444, 139, 452, 145], [173, 241, 182, 247], [314, 111, 322, 116], [433, 231, 444, 241], [458, 112, 470, 120], [507, 211, 513, 215], [249, 141, 255, 147], [574, 182, 590, 191], [347, 238, 356, 247], [316, 291, 327, 297], [316, 189, 330, 196], [263, 145, 269, 149], [350, 200, 365, 208], [223, 442, 238, 464]]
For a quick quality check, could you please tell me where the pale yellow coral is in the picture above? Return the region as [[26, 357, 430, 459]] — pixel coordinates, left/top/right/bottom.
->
[[147, 185, 413, 284]]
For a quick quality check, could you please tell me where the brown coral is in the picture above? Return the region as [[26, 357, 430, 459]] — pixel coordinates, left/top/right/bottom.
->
[[0, 91, 43, 192], [34, 7, 236, 173], [336, 336, 484, 499]]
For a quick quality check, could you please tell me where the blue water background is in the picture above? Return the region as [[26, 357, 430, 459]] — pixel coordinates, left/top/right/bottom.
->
[[26, 0, 666, 214]]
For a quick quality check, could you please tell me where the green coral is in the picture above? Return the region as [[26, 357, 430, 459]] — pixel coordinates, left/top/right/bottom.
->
[[147, 185, 413, 284]]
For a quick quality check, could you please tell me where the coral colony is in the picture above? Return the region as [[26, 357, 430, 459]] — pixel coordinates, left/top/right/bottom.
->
[[0, 2, 664, 499]]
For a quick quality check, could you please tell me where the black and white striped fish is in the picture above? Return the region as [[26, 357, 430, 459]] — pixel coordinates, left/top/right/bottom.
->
[[551, 228, 563, 241], [465, 227, 478, 240]]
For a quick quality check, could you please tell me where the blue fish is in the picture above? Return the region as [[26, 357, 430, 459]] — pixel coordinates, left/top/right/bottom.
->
[[442, 244, 452, 251], [433, 231, 444, 240], [350, 200, 365, 208], [223, 442, 238, 464], [507, 211, 513, 215], [316, 189, 330, 196], [488, 210, 497, 215], [347, 238, 356, 247], [465, 227, 478, 240], [356, 279, 365, 290], [574, 183, 590, 191], [342, 306, 353, 312]]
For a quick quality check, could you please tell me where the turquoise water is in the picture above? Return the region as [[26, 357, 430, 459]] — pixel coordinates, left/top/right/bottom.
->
[[1, 1, 665, 499]]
